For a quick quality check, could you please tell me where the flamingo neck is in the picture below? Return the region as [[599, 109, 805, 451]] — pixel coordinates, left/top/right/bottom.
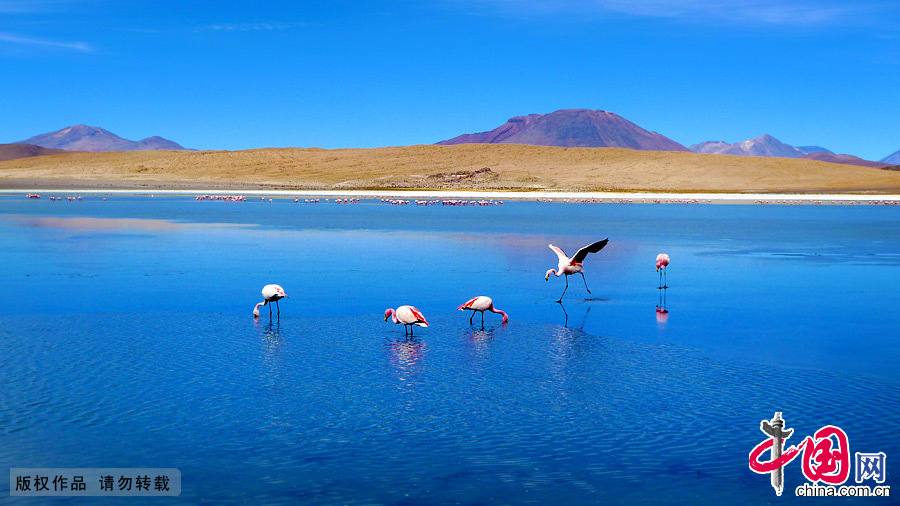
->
[[490, 307, 509, 323], [386, 308, 399, 324]]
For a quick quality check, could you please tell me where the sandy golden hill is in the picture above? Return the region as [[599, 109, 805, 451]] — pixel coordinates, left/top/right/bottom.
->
[[1, 143, 900, 193]]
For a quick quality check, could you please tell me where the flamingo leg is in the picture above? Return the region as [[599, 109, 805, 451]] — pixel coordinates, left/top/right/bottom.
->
[[664, 269, 668, 288], [557, 275, 569, 302], [276, 300, 281, 317], [469, 311, 475, 324], [480, 311, 485, 328], [658, 270, 663, 289], [268, 303, 272, 318], [579, 272, 591, 294]]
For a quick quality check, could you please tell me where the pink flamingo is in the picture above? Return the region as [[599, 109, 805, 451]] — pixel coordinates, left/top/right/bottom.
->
[[384, 305, 429, 336], [457, 296, 509, 326], [253, 284, 287, 318], [656, 253, 670, 288], [545, 239, 609, 302]]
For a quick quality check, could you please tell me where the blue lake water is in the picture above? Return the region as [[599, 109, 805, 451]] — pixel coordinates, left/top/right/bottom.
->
[[0, 196, 898, 504]]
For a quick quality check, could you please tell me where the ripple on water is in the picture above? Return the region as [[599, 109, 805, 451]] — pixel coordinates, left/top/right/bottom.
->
[[0, 313, 897, 504]]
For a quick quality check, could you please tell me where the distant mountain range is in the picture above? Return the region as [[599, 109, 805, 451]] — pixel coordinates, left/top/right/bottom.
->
[[801, 152, 888, 168], [882, 150, 900, 165], [437, 109, 687, 151], [19, 125, 187, 152], [4, 118, 897, 168], [796, 146, 833, 155], [689, 134, 887, 168], [437, 110, 896, 168], [691, 134, 806, 158], [0, 143, 64, 161]]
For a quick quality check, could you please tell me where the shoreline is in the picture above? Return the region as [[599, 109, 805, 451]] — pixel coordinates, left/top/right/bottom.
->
[[3, 188, 900, 204]]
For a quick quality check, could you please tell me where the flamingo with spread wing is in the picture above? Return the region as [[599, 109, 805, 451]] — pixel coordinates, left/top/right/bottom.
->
[[545, 239, 609, 302]]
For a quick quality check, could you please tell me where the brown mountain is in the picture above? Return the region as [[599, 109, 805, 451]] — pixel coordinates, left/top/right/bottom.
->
[[437, 109, 687, 151], [801, 152, 887, 168], [4, 145, 900, 193], [21, 125, 186, 152], [0, 143, 65, 161]]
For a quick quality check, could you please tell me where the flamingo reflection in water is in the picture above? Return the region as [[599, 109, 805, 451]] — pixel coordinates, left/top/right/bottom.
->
[[258, 318, 282, 340], [462, 326, 498, 359], [387, 337, 427, 383], [656, 286, 669, 324], [557, 301, 592, 330], [390, 339, 425, 365], [550, 303, 597, 374]]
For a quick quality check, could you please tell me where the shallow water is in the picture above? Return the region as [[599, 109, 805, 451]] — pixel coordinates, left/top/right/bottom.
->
[[1, 197, 898, 504]]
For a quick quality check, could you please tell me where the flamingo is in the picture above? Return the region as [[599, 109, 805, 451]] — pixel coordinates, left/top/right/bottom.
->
[[384, 305, 429, 336], [457, 296, 508, 326], [545, 239, 609, 302], [656, 253, 670, 288], [253, 284, 287, 318]]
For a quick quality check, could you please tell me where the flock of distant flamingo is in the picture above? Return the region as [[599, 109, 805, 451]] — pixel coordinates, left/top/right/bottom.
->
[[252, 239, 671, 336]]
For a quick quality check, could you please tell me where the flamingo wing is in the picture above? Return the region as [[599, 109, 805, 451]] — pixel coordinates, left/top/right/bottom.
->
[[548, 244, 569, 263], [262, 284, 283, 299], [408, 306, 429, 327], [572, 238, 609, 263], [458, 296, 480, 310]]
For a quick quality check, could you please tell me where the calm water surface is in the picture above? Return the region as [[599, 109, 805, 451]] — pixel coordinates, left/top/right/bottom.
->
[[0, 197, 898, 504]]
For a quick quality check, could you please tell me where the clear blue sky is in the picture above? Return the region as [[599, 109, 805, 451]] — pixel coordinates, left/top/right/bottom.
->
[[1, 0, 898, 159]]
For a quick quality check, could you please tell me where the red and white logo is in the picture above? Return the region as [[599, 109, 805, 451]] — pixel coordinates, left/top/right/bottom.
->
[[748, 412, 890, 497]]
